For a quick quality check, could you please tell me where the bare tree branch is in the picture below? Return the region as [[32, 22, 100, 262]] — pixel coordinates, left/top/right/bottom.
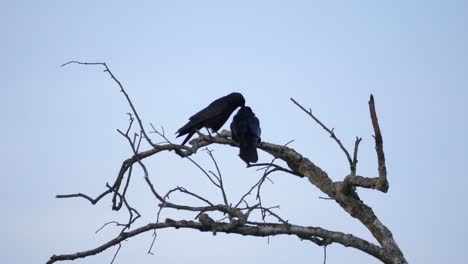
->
[[47, 219, 392, 264], [205, 149, 229, 207], [341, 95, 389, 193], [290, 97, 354, 173], [323, 245, 327, 264], [369, 94, 389, 191], [61, 61, 158, 148], [52, 62, 406, 264], [164, 186, 214, 206], [186, 156, 221, 188], [352, 137, 363, 175], [55, 189, 112, 204], [110, 243, 121, 264]]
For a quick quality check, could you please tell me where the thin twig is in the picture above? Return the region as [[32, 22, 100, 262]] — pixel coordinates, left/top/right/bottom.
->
[[96, 222, 120, 234], [351, 137, 363, 175], [205, 148, 229, 207], [323, 245, 327, 264], [62, 61, 158, 148], [148, 230, 157, 255], [110, 243, 121, 264], [290, 98, 354, 172], [117, 121, 165, 206], [56, 189, 113, 204], [164, 186, 214, 206], [186, 156, 220, 188]]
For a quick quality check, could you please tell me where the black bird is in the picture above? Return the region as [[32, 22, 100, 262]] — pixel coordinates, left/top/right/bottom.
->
[[176, 92, 245, 145], [230, 106, 261, 164]]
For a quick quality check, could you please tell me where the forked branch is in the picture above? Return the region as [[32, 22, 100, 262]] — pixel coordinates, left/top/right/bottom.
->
[[290, 98, 363, 175]]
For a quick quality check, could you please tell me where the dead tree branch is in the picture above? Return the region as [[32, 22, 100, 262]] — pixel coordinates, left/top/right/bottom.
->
[[61, 61, 157, 148], [369, 94, 389, 191], [47, 219, 391, 264], [342, 95, 389, 193], [290, 97, 356, 174], [50, 62, 406, 264]]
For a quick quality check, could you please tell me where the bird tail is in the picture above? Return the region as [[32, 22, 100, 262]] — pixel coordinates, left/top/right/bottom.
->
[[176, 120, 198, 145], [239, 139, 258, 163], [176, 122, 192, 138], [180, 131, 195, 145]]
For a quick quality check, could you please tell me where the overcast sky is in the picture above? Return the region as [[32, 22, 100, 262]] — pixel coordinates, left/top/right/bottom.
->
[[2, 1, 468, 263]]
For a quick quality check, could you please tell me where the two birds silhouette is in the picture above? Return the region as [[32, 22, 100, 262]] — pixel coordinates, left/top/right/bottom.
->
[[176, 92, 261, 164]]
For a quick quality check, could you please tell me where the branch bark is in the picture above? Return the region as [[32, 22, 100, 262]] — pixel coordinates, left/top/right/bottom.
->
[[47, 218, 390, 264], [342, 95, 389, 193]]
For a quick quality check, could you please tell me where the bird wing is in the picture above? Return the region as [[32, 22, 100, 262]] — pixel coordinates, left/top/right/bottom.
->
[[176, 99, 228, 135], [248, 116, 261, 138], [188, 99, 228, 122]]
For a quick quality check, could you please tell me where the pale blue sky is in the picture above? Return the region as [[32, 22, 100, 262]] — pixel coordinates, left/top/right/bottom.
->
[[2, 1, 468, 263]]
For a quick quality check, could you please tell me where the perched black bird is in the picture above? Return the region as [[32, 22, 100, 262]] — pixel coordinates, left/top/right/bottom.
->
[[176, 92, 245, 145], [230, 106, 261, 164]]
